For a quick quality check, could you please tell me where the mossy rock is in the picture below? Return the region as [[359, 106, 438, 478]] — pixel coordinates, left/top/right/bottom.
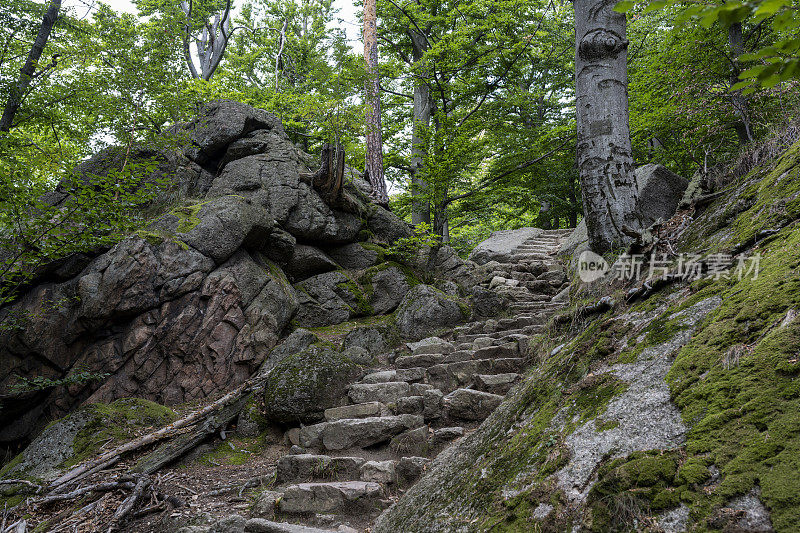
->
[[1, 398, 175, 483], [262, 343, 362, 424], [395, 284, 471, 341]]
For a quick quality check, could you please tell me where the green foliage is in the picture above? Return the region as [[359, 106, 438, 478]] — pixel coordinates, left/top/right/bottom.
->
[[616, 0, 800, 94], [9, 368, 109, 394], [0, 136, 165, 316], [384, 221, 440, 262]]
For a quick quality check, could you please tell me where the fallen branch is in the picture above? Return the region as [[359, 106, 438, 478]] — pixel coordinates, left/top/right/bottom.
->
[[0, 480, 43, 493], [131, 394, 250, 475], [37, 480, 135, 505], [108, 475, 150, 530]]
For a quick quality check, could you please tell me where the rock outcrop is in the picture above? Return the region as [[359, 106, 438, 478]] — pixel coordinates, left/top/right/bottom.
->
[[0, 100, 464, 448]]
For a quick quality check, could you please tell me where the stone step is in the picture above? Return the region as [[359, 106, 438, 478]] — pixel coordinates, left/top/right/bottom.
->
[[511, 253, 555, 261], [430, 426, 465, 447], [474, 373, 520, 394], [325, 402, 389, 422], [360, 367, 426, 384], [406, 337, 454, 356], [348, 382, 411, 404], [276, 454, 365, 483], [443, 388, 504, 421], [299, 414, 425, 450], [426, 358, 526, 393], [279, 481, 384, 514], [454, 326, 542, 343], [244, 519, 343, 533]]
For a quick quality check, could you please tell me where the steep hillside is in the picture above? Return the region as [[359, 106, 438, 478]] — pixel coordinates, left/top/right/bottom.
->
[[374, 136, 800, 531]]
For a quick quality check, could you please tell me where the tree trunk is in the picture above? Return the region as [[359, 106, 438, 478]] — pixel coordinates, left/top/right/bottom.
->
[[363, 0, 389, 206], [0, 0, 62, 132], [410, 30, 431, 225], [728, 22, 753, 145], [574, 0, 641, 253], [433, 201, 448, 243]]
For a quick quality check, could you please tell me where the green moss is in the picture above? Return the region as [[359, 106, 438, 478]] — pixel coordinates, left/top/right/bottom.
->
[[136, 229, 167, 245], [66, 398, 176, 468], [335, 271, 374, 317], [596, 419, 620, 432], [171, 202, 205, 233], [197, 436, 265, 466], [665, 225, 800, 530], [585, 450, 684, 531], [358, 242, 387, 263]]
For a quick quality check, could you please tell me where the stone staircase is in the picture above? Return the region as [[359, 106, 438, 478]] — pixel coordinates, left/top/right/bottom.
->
[[253, 229, 573, 533]]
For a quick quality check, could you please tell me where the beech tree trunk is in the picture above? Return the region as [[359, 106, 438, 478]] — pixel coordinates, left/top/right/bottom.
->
[[574, 0, 641, 253], [0, 0, 62, 132], [410, 30, 431, 225], [363, 0, 389, 206]]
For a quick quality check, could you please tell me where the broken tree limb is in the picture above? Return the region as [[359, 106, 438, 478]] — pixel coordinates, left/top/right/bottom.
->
[[0, 480, 43, 493], [37, 481, 135, 505], [130, 394, 250, 475], [299, 143, 346, 206], [108, 474, 149, 530]]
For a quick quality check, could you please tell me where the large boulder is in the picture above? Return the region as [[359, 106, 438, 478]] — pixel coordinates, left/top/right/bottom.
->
[[257, 328, 319, 378], [0, 239, 297, 444], [208, 154, 363, 243], [368, 206, 414, 244], [636, 164, 689, 225], [0, 398, 175, 483], [469, 228, 543, 265], [364, 264, 415, 314], [283, 245, 339, 282], [343, 327, 388, 356], [395, 285, 469, 340], [559, 165, 688, 258], [261, 343, 362, 424], [327, 243, 384, 270], [176, 99, 284, 166], [293, 271, 368, 327], [152, 195, 275, 265], [42, 146, 210, 208]]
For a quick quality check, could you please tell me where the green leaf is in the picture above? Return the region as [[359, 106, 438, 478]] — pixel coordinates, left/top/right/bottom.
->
[[642, 0, 668, 14], [613, 0, 636, 13], [739, 66, 765, 79], [754, 0, 787, 17]]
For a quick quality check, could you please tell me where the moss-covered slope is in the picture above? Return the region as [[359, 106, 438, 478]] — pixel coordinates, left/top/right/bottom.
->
[[374, 137, 800, 532]]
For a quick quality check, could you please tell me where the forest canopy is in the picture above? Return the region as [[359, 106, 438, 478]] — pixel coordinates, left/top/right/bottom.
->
[[0, 0, 798, 262]]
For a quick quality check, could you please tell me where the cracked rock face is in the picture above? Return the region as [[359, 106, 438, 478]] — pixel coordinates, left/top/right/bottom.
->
[[0, 100, 389, 445]]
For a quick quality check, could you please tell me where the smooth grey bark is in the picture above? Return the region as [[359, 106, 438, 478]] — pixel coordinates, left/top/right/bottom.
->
[[180, 0, 232, 81], [0, 0, 62, 132], [410, 30, 431, 225], [728, 22, 753, 145], [574, 0, 642, 253]]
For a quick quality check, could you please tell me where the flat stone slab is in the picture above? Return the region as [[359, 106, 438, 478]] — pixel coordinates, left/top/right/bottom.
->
[[319, 414, 425, 450], [245, 518, 342, 532], [406, 337, 455, 356], [360, 460, 397, 484], [348, 382, 412, 404], [475, 373, 520, 394], [444, 388, 504, 420], [324, 402, 386, 422], [469, 227, 544, 265], [279, 481, 383, 514], [395, 353, 445, 368]]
